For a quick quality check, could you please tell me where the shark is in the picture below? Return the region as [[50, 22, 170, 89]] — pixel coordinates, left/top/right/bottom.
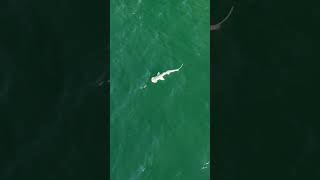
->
[[211, 5, 234, 31], [151, 64, 183, 83]]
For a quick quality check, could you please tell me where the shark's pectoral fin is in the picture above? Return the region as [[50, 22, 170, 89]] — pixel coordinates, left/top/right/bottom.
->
[[157, 72, 160, 75], [159, 77, 165, 80]]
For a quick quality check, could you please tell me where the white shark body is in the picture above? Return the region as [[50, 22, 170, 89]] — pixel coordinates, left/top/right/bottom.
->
[[151, 64, 183, 83]]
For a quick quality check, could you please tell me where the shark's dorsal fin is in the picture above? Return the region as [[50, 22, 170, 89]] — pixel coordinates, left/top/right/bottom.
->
[[157, 72, 160, 75]]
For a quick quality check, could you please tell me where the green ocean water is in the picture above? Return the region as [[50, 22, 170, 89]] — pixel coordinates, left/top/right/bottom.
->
[[110, 0, 210, 179]]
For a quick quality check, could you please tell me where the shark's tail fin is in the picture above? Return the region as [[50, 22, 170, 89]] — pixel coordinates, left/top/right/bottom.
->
[[179, 64, 183, 70]]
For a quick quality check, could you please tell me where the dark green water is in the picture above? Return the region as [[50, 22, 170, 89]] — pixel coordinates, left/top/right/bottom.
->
[[1, 1, 107, 179], [212, 0, 320, 179], [110, 0, 210, 179]]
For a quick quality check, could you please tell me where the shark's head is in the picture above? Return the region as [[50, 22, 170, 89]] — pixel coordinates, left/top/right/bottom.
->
[[151, 77, 158, 83]]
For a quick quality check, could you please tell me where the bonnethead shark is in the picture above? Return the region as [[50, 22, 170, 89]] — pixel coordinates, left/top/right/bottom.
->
[[151, 64, 183, 83]]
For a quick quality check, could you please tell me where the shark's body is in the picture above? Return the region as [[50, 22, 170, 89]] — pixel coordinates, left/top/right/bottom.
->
[[151, 64, 183, 83]]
